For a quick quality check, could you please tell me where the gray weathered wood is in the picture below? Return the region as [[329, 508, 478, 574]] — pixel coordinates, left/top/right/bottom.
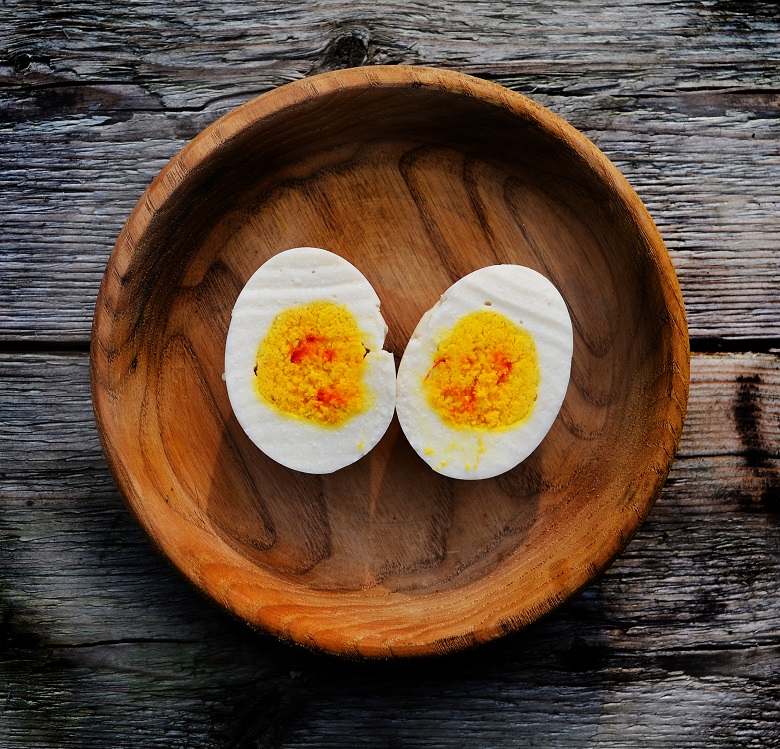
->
[[1, 0, 779, 342], [2, 0, 780, 746], [1, 351, 779, 747]]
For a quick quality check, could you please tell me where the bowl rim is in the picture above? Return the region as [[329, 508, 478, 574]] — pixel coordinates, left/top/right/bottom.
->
[[91, 65, 690, 657]]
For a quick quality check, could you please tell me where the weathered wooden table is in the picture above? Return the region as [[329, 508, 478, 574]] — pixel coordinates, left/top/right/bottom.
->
[[2, 2, 779, 746]]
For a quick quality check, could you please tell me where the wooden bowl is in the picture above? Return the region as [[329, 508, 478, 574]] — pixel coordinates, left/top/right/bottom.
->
[[91, 66, 689, 657]]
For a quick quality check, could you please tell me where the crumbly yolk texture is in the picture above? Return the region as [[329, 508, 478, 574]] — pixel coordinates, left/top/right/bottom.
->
[[423, 309, 539, 430], [254, 301, 367, 426]]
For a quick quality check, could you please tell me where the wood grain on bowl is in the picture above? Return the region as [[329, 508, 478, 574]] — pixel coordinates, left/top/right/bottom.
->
[[90, 65, 689, 657]]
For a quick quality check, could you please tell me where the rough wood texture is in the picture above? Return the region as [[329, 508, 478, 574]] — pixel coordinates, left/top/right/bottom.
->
[[90, 66, 688, 655], [1, 0, 779, 341], [2, 0, 780, 743], [2, 352, 779, 747]]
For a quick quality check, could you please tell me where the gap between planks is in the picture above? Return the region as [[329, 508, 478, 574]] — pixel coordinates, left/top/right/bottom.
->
[[1, 338, 780, 356]]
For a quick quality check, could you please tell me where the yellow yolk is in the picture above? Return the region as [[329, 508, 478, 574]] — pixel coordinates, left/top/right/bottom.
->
[[254, 301, 367, 426], [423, 309, 539, 430]]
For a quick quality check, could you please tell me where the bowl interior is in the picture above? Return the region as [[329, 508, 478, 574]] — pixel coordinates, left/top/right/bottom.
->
[[92, 68, 688, 656]]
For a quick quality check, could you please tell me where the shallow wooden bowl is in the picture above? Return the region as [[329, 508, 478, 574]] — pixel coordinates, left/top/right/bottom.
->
[[91, 66, 689, 657]]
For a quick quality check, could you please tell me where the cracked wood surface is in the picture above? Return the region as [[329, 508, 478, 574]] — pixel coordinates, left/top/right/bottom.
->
[[1, 0, 779, 341], [1, 352, 779, 747], [1, 0, 780, 746]]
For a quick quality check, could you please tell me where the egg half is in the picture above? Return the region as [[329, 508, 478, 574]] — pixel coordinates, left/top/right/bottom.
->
[[395, 265, 573, 480], [224, 247, 396, 474]]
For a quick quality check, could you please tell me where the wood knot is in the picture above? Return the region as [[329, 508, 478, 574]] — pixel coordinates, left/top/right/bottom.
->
[[13, 52, 33, 74], [315, 30, 370, 72], [734, 372, 780, 518], [5, 51, 33, 74]]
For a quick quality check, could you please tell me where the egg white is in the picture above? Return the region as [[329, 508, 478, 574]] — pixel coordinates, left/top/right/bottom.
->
[[224, 247, 396, 474], [395, 265, 573, 480]]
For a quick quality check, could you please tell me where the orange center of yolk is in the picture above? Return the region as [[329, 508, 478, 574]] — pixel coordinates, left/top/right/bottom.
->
[[423, 309, 539, 430], [254, 301, 367, 426]]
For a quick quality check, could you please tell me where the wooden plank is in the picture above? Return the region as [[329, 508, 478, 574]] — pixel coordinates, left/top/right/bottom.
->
[[3, 0, 780, 103], [1, 98, 777, 342], [1, 0, 779, 743], [1, 0, 779, 342], [1, 351, 779, 746]]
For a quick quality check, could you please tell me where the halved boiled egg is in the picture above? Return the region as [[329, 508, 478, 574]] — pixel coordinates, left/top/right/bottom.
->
[[224, 247, 396, 474], [396, 265, 573, 480]]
